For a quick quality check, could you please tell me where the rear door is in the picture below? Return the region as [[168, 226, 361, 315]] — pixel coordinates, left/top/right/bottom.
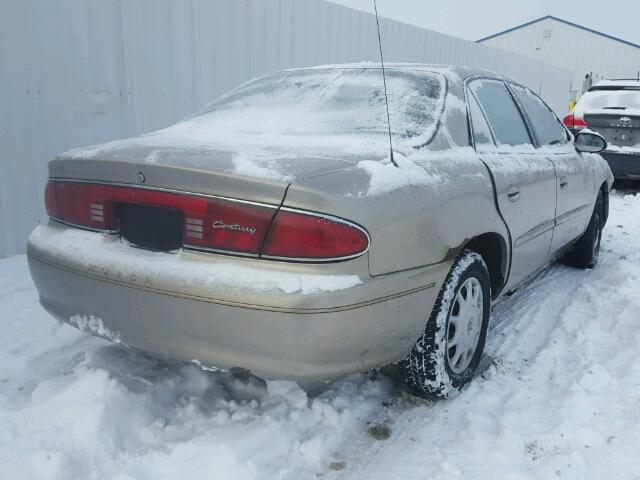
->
[[509, 84, 593, 253], [467, 79, 557, 290]]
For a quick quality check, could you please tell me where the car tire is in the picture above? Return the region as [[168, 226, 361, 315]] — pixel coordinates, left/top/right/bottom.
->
[[564, 192, 604, 269], [399, 250, 491, 399]]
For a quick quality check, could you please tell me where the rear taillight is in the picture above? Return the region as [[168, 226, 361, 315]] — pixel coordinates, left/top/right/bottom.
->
[[183, 197, 274, 255], [44, 181, 60, 219], [45, 180, 275, 254], [573, 117, 587, 129], [53, 181, 118, 230], [44, 180, 369, 261], [562, 113, 587, 130], [262, 209, 369, 260]]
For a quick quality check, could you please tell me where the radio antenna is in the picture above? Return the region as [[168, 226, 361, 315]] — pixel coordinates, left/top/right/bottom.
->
[[373, 0, 398, 168]]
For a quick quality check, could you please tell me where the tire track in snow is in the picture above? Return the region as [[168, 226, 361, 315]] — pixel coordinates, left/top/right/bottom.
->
[[323, 193, 640, 479]]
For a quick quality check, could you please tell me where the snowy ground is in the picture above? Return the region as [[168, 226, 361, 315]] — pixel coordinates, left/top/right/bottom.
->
[[1, 191, 639, 480]]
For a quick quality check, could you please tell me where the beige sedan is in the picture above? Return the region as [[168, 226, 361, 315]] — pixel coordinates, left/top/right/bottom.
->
[[28, 65, 613, 398]]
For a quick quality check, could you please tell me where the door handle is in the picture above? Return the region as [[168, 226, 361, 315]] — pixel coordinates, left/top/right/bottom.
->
[[560, 179, 569, 190], [507, 186, 521, 202]]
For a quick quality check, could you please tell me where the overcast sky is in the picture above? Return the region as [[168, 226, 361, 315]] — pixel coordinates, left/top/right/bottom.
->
[[329, 0, 640, 45]]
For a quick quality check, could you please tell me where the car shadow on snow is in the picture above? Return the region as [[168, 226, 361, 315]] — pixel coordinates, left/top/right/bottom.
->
[[613, 180, 639, 194], [83, 343, 270, 406], [35, 326, 491, 416]]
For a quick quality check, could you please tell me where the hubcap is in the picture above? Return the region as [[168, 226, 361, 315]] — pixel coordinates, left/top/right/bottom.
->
[[446, 277, 484, 374]]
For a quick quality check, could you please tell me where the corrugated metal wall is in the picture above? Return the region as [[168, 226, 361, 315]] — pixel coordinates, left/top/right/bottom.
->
[[0, 0, 571, 258], [479, 17, 640, 101]]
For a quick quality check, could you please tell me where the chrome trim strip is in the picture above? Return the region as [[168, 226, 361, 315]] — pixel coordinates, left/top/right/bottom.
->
[[259, 253, 367, 263], [50, 217, 118, 234], [183, 244, 261, 258], [182, 247, 370, 264], [182, 244, 369, 263], [514, 219, 555, 248], [555, 204, 592, 227]]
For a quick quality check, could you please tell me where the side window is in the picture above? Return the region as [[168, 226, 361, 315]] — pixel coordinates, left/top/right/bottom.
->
[[467, 92, 495, 150], [511, 84, 569, 146], [469, 80, 532, 147]]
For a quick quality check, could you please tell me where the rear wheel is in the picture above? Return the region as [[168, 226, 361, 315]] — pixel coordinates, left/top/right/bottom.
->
[[400, 250, 491, 399], [565, 192, 604, 269]]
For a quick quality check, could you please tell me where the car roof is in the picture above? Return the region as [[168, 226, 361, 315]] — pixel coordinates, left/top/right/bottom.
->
[[282, 63, 499, 81], [589, 79, 640, 90]]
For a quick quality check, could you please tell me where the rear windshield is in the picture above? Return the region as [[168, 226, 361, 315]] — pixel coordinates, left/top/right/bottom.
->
[[194, 68, 446, 148], [579, 89, 640, 113]]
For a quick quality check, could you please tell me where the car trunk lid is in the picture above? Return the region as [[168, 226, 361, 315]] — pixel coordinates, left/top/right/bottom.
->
[[48, 142, 381, 257], [52, 140, 381, 200], [584, 112, 640, 148]]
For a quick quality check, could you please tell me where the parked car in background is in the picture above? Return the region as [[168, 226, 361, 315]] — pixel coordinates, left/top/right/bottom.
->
[[29, 65, 613, 399], [564, 79, 640, 180]]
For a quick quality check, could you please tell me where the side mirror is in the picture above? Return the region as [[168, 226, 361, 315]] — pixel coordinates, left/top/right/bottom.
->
[[575, 130, 607, 153]]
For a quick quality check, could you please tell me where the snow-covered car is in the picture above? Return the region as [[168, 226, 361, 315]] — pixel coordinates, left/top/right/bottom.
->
[[564, 79, 640, 180], [28, 65, 613, 398]]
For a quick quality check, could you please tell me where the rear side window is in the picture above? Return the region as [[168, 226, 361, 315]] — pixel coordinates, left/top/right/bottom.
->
[[469, 80, 532, 147], [467, 92, 495, 149], [511, 85, 568, 146]]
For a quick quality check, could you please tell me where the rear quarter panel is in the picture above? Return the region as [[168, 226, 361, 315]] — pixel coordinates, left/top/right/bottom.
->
[[286, 151, 508, 277], [285, 82, 510, 278]]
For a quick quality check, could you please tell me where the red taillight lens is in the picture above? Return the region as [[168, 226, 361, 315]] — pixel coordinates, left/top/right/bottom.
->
[[573, 116, 587, 129], [44, 181, 60, 219], [262, 209, 369, 260], [45, 181, 275, 254], [183, 198, 274, 254], [45, 180, 369, 261], [54, 181, 118, 230], [562, 113, 587, 130]]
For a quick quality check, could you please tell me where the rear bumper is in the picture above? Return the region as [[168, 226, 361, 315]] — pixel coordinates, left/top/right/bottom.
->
[[601, 151, 640, 179], [28, 224, 448, 381]]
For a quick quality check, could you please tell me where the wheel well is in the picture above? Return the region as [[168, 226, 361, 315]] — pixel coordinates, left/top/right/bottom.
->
[[465, 233, 507, 299], [599, 182, 609, 225]]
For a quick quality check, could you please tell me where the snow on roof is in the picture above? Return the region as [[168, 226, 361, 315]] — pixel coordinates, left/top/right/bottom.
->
[[590, 79, 640, 90], [286, 62, 497, 79]]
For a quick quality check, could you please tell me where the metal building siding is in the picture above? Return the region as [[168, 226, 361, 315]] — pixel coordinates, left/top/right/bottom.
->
[[0, 0, 571, 258], [480, 17, 640, 96]]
